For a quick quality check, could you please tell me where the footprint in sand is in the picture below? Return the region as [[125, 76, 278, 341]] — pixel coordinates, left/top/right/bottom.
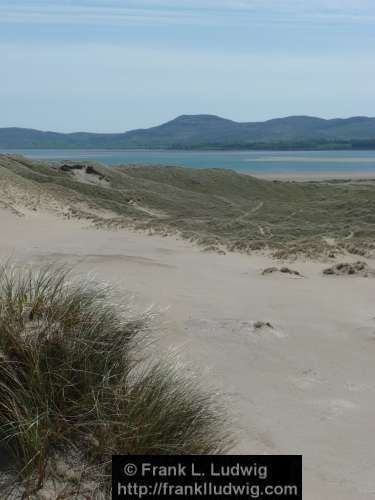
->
[[291, 369, 324, 390], [184, 318, 286, 339], [345, 382, 372, 393], [310, 398, 360, 419], [252, 320, 287, 339]]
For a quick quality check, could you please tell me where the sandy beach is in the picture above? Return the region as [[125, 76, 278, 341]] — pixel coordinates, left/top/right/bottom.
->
[[250, 170, 375, 181], [1, 205, 374, 499]]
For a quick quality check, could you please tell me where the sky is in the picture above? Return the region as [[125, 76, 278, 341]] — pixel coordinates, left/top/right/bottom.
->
[[0, 0, 375, 132]]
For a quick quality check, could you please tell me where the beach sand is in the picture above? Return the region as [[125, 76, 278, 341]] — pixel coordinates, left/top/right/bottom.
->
[[1, 207, 375, 499], [250, 170, 375, 181]]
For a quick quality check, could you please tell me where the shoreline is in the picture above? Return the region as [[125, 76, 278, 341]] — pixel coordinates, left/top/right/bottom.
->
[[0, 149, 375, 182], [2, 147, 375, 152], [248, 170, 375, 181]]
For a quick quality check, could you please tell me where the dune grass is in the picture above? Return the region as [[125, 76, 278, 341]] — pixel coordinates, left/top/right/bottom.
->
[[3, 154, 375, 258], [0, 264, 231, 496]]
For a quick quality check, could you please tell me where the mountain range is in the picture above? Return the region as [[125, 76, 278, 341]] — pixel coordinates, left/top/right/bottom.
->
[[2, 114, 375, 150]]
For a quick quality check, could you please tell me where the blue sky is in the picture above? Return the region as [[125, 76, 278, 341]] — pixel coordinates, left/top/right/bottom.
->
[[1, 0, 375, 132]]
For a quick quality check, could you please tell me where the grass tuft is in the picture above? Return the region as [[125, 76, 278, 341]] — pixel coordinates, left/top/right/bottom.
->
[[0, 264, 232, 496]]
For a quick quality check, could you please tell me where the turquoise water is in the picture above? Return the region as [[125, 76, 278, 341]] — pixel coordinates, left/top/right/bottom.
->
[[2, 149, 375, 173]]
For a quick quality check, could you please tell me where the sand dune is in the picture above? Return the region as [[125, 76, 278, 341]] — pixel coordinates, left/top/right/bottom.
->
[[0, 205, 375, 499], [1, 156, 375, 498]]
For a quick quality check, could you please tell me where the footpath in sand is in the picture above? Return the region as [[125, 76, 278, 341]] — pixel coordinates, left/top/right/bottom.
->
[[1, 207, 375, 500]]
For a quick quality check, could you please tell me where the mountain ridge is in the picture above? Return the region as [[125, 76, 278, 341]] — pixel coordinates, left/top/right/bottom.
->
[[1, 114, 375, 149]]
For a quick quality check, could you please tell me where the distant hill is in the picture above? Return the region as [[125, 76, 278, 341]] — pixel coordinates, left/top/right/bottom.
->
[[2, 115, 375, 149]]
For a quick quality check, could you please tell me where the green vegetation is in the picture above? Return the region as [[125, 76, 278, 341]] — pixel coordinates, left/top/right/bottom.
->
[[1, 114, 375, 149], [0, 264, 231, 496], [1, 154, 375, 259]]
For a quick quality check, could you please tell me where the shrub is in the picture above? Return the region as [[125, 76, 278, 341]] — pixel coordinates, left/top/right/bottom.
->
[[0, 264, 231, 496]]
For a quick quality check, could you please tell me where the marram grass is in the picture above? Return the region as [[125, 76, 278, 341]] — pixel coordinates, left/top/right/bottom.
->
[[0, 264, 232, 497]]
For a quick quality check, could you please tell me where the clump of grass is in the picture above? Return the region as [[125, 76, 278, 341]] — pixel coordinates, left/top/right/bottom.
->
[[0, 264, 231, 496]]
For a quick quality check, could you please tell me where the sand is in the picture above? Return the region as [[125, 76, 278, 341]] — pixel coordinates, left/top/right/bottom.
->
[[250, 170, 375, 181], [1, 207, 375, 499]]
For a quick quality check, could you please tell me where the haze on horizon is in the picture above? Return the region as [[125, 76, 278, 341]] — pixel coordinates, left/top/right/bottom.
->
[[1, 0, 375, 133]]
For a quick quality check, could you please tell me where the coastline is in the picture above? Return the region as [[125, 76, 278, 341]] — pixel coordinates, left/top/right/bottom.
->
[[249, 170, 375, 181], [3, 149, 375, 179]]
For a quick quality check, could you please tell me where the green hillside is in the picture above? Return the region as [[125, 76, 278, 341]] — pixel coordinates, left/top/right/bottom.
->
[[2, 115, 375, 149]]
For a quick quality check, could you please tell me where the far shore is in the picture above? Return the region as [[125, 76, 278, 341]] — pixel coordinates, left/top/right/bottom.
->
[[249, 170, 375, 181]]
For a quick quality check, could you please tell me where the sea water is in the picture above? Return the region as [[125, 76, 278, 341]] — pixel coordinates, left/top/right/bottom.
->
[[2, 149, 375, 174]]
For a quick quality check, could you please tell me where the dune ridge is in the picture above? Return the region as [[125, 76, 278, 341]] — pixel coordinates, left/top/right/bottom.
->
[[2, 154, 375, 259]]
